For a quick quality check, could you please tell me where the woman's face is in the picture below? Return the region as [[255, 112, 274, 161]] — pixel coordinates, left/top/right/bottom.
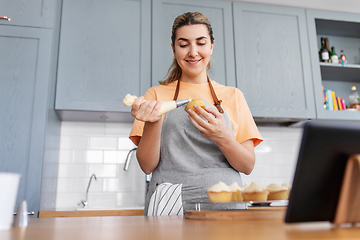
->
[[172, 24, 214, 81]]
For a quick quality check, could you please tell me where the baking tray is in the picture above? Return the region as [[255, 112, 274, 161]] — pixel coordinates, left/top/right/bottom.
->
[[184, 200, 288, 211]]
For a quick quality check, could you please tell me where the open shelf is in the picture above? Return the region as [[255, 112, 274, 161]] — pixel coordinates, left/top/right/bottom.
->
[[320, 63, 360, 82]]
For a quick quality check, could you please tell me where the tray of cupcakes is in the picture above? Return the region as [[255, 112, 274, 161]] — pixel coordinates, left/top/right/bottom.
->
[[184, 182, 291, 220], [185, 182, 290, 211]]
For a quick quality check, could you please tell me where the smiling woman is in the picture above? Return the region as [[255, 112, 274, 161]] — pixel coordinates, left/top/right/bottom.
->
[[128, 12, 263, 216]]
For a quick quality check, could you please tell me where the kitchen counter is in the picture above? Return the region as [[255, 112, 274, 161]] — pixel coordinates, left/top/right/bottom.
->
[[38, 209, 144, 218], [2, 209, 360, 240]]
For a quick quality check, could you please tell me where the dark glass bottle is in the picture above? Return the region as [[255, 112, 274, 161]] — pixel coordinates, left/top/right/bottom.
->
[[319, 38, 329, 62]]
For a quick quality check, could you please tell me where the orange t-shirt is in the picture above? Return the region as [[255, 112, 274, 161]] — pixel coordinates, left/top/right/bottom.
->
[[129, 80, 262, 147]]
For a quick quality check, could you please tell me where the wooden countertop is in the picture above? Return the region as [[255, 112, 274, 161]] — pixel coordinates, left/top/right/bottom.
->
[[2, 209, 360, 240], [38, 209, 144, 218]]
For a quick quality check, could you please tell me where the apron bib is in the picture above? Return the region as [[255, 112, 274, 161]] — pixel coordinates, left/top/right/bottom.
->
[[145, 100, 243, 214]]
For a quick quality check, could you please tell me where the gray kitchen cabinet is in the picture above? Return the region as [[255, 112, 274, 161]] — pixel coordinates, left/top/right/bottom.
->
[[152, 0, 236, 87], [55, 0, 151, 122], [0, 25, 55, 217], [307, 9, 360, 121], [0, 0, 55, 28], [233, 2, 316, 121]]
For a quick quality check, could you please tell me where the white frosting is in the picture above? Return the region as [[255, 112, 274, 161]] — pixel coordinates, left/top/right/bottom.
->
[[282, 183, 292, 191], [229, 182, 241, 192], [123, 94, 137, 106], [242, 182, 266, 193], [207, 181, 231, 192], [240, 183, 250, 191], [266, 183, 287, 192]]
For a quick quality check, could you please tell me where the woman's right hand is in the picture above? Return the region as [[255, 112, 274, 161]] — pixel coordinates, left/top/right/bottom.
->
[[131, 96, 162, 122]]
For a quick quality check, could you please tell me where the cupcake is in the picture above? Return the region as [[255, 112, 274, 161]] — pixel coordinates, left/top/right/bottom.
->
[[207, 182, 232, 202], [282, 183, 292, 192], [241, 182, 269, 201], [185, 99, 206, 115], [229, 182, 243, 201], [266, 183, 289, 200]]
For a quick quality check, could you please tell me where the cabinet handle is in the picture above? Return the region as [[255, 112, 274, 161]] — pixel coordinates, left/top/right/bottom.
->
[[0, 15, 11, 21], [13, 212, 35, 216]]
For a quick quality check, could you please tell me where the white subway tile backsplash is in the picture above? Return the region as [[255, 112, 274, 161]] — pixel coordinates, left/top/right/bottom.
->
[[257, 127, 282, 139], [56, 192, 85, 209], [103, 178, 145, 192], [58, 164, 88, 178], [280, 128, 303, 140], [104, 150, 129, 164], [77, 122, 105, 136], [60, 122, 78, 136], [88, 193, 116, 206], [118, 137, 136, 150], [56, 121, 303, 210], [88, 164, 117, 178], [73, 178, 103, 192], [58, 150, 74, 163], [60, 136, 89, 150], [90, 137, 118, 150], [105, 123, 133, 136], [74, 150, 103, 163], [57, 178, 73, 192], [116, 192, 145, 207]]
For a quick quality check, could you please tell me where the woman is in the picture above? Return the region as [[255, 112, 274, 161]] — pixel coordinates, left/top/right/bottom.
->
[[129, 12, 262, 215]]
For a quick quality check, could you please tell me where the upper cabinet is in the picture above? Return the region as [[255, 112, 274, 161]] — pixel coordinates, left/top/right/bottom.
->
[[152, 0, 236, 87], [306, 9, 360, 121], [233, 2, 316, 120], [0, 0, 55, 28], [55, 0, 151, 122]]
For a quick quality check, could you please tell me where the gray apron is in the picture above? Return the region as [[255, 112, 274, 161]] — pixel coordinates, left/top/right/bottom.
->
[[144, 100, 243, 214]]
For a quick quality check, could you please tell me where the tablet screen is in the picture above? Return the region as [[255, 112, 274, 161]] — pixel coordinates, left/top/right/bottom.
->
[[285, 120, 360, 223]]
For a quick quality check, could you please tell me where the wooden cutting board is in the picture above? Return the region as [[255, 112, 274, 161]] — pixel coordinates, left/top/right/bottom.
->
[[185, 209, 286, 221]]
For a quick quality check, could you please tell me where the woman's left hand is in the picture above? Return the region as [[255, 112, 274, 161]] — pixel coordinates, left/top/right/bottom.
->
[[187, 105, 232, 144]]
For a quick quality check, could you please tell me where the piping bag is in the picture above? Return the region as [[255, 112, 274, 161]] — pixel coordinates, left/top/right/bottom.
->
[[123, 94, 191, 116]]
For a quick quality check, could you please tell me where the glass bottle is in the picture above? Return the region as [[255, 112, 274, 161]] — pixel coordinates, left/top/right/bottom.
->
[[330, 47, 339, 64], [349, 86, 360, 110], [319, 38, 329, 63], [325, 38, 331, 62]]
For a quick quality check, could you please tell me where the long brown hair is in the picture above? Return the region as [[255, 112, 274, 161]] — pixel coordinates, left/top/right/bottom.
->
[[159, 12, 215, 85]]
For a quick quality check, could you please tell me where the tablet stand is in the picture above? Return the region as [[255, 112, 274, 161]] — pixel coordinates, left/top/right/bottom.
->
[[333, 155, 360, 224]]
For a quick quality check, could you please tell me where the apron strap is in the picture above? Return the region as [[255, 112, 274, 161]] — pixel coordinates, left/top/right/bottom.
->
[[172, 77, 224, 113], [173, 79, 181, 101], [207, 76, 224, 113]]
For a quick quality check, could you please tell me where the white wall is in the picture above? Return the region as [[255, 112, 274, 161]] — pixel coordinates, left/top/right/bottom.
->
[[56, 121, 302, 209]]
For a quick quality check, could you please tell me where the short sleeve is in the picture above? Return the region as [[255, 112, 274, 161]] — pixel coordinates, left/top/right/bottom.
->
[[234, 90, 263, 147]]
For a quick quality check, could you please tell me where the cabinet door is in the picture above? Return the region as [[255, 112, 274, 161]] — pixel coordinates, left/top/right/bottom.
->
[[152, 0, 235, 87], [0, 25, 52, 216], [0, 0, 55, 28], [56, 0, 151, 118], [233, 3, 315, 119]]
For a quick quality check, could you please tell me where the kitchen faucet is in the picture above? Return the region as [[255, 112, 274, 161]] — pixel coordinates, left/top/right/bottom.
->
[[123, 147, 151, 194], [78, 174, 97, 207], [124, 147, 137, 171]]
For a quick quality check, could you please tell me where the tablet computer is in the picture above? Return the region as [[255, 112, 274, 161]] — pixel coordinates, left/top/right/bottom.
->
[[285, 120, 360, 223]]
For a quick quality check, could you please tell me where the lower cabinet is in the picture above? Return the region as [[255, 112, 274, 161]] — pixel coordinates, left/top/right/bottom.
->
[[233, 2, 316, 120], [0, 25, 55, 217]]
